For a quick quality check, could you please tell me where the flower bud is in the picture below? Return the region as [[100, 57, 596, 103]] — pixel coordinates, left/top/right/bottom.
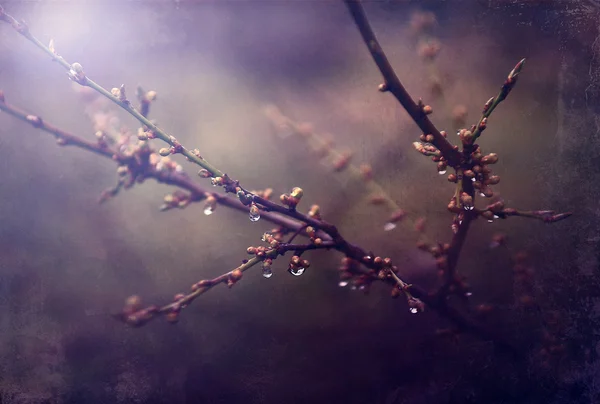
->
[[481, 153, 499, 164]]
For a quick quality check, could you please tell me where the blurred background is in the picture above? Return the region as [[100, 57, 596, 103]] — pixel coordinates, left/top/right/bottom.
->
[[0, 0, 599, 402]]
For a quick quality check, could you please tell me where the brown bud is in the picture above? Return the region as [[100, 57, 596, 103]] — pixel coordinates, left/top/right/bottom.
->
[[485, 175, 500, 185], [230, 268, 243, 281], [166, 311, 179, 324], [481, 153, 499, 164], [389, 209, 406, 223]]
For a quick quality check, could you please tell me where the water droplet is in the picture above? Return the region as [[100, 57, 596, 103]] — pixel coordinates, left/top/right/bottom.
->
[[487, 219, 493, 223], [262, 267, 273, 278], [479, 192, 486, 197], [493, 214, 499, 219], [288, 266, 305, 276], [203, 206, 214, 216], [471, 178, 476, 182], [249, 203, 260, 222], [383, 222, 397, 232], [465, 292, 473, 297], [409, 307, 419, 314], [338, 280, 349, 287], [438, 170, 447, 175]]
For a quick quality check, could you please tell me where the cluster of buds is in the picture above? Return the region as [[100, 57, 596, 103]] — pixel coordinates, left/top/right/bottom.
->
[[480, 200, 505, 222], [265, 227, 288, 243], [119, 295, 158, 327], [418, 131, 449, 174], [150, 153, 183, 174], [246, 232, 280, 257], [470, 151, 500, 199], [136, 127, 156, 141], [160, 190, 191, 211], [412, 141, 441, 158], [209, 174, 235, 191], [304, 226, 323, 246], [280, 187, 304, 210], [288, 255, 310, 277]]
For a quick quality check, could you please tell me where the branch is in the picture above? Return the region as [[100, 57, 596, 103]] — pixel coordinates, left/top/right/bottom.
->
[[343, 0, 462, 167]]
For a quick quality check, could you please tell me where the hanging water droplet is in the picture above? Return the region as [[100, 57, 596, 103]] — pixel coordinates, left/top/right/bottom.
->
[[204, 206, 214, 216], [438, 170, 447, 175], [288, 266, 305, 276], [338, 280, 349, 287], [383, 222, 397, 231], [409, 307, 419, 314], [262, 267, 273, 278], [249, 203, 260, 222]]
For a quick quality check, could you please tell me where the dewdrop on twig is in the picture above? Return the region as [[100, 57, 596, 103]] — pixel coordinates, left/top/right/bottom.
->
[[249, 203, 260, 222]]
